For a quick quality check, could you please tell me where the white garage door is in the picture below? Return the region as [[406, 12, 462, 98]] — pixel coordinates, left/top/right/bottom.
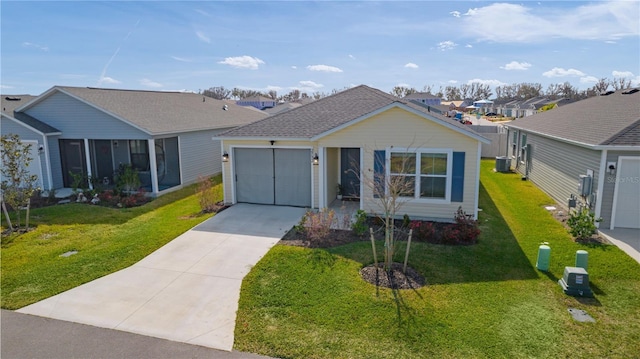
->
[[613, 156, 640, 229], [234, 148, 312, 207]]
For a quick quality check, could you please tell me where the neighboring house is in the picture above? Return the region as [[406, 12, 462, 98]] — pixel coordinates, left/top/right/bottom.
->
[[403, 92, 442, 106], [236, 96, 277, 110], [1, 95, 60, 190], [504, 88, 640, 230], [263, 102, 302, 115], [1, 86, 267, 196], [218, 85, 490, 222]]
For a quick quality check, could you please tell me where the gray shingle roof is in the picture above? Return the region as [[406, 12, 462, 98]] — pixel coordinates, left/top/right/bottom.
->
[[2, 95, 37, 114], [2, 95, 61, 134], [218, 85, 486, 141], [506, 88, 640, 146], [22, 87, 268, 135]]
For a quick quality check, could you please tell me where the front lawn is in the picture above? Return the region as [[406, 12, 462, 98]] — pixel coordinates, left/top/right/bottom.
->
[[234, 159, 640, 358], [1, 180, 219, 309]]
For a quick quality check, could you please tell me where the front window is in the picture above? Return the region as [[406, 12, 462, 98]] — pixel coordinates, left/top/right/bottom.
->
[[389, 150, 450, 200], [129, 140, 149, 171]]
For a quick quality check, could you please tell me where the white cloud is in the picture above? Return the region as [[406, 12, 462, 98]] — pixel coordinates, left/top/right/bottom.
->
[[218, 56, 265, 70], [404, 63, 419, 69], [22, 42, 49, 51], [348, 54, 356, 60], [580, 76, 599, 84], [140, 78, 163, 88], [195, 9, 210, 17], [542, 67, 585, 78], [612, 70, 634, 78], [307, 65, 343, 73], [266, 85, 282, 92], [0, 85, 14, 89], [98, 76, 121, 85], [437, 41, 457, 51], [195, 31, 210, 43], [458, 2, 639, 43], [291, 66, 298, 69], [466, 78, 506, 87], [171, 56, 192, 62], [450, 11, 461, 18], [465, 44, 473, 48], [396, 83, 411, 88], [299, 80, 324, 89], [448, 80, 458, 84], [605, 40, 617, 44], [501, 61, 532, 71]]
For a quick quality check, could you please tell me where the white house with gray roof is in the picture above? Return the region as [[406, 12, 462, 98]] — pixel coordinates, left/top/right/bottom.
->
[[504, 88, 640, 230], [1, 86, 267, 196], [218, 85, 490, 222]]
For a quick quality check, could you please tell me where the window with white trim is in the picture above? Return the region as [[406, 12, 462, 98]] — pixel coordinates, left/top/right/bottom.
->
[[389, 150, 451, 200]]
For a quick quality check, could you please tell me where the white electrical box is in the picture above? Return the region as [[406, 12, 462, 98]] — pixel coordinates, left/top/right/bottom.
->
[[578, 175, 592, 197]]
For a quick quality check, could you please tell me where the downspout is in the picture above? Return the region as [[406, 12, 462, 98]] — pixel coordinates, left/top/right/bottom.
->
[[43, 135, 53, 190]]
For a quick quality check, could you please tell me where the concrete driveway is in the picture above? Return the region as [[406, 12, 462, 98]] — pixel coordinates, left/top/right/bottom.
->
[[17, 204, 306, 351]]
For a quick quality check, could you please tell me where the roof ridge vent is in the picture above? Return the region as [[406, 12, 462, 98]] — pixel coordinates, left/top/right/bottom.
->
[[621, 88, 639, 95], [601, 90, 615, 96]]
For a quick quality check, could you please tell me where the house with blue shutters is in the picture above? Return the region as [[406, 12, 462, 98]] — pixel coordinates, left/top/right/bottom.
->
[[218, 85, 490, 221]]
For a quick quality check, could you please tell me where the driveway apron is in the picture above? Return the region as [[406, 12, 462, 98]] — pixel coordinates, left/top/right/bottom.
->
[[17, 203, 306, 351]]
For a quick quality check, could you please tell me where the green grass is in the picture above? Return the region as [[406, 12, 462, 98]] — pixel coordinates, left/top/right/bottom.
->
[[1, 179, 220, 309], [234, 160, 640, 358]]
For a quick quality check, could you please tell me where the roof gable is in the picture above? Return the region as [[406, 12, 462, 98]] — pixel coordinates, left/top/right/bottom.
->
[[218, 85, 488, 143], [18, 86, 268, 135], [506, 89, 640, 146]]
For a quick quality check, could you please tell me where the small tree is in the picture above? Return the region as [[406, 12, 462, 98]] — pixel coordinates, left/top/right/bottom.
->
[[355, 149, 416, 272], [1, 134, 39, 232]]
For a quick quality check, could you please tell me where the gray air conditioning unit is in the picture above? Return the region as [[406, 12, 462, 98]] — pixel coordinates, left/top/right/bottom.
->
[[495, 156, 511, 173]]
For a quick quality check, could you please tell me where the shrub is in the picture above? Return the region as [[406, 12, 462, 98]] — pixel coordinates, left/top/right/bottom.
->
[[351, 209, 368, 236], [300, 209, 335, 242], [410, 220, 435, 241], [196, 176, 222, 213], [441, 207, 480, 244], [567, 207, 601, 240], [115, 164, 141, 193]]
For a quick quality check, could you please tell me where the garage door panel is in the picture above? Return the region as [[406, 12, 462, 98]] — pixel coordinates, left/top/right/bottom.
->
[[234, 148, 274, 205], [274, 149, 312, 207], [614, 157, 640, 229]]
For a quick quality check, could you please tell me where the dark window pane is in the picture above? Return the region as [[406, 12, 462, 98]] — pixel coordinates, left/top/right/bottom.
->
[[129, 140, 149, 171], [420, 176, 446, 198], [421, 153, 447, 175], [391, 175, 415, 197], [390, 153, 416, 174]]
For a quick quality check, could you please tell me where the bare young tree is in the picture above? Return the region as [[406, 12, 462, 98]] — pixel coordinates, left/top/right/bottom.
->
[[612, 77, 633, 90], [353, 147, 420, 273], [1, 134, 39, 232]]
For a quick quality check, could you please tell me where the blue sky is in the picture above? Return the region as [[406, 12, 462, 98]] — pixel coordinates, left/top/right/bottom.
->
[[1, 1, 639, 97]]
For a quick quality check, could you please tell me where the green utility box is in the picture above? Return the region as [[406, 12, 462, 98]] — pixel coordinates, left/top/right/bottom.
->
[[559, 266, 593, 297], [575, 250, 588, 270], [536, 244, 551, 271]]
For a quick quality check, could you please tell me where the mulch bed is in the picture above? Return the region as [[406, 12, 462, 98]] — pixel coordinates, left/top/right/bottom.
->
[[360, 262, 426, 289], [546, 205, 610, 245]]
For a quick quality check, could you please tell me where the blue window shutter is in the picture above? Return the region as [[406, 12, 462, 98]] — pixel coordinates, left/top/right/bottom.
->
[[451, 152, 465, 202], [373, 150, 385, 198]]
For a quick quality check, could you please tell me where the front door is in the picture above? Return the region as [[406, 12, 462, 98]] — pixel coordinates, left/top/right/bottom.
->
[[60, 139, 87, 188], [340, 148, 360, 198]]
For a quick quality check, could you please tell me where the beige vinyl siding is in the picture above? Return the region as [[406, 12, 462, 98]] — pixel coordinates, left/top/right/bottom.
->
[[319, 107, 480, 220], [600, 151, 640, 228], [326, 147, 339, 203], [516, 132, 601, 209]]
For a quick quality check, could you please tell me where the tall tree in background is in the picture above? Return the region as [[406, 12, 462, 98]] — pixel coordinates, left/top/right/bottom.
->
[[202, 86, 232, 100], [612, 77, 633, 90], [390, 86, 416, 98]]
